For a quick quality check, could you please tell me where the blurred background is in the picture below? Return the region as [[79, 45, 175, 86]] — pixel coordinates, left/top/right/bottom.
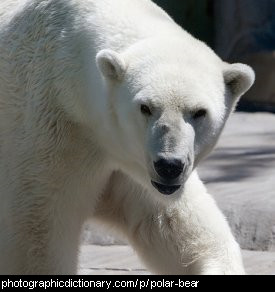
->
[[154, 0, 275, 112]]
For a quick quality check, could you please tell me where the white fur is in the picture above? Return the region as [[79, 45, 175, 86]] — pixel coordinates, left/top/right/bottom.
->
[[0, 0, 254, 274]]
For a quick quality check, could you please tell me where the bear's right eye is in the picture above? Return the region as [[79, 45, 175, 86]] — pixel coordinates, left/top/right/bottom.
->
[[140, 104, 152, 116], [192, 109, 207, 120]]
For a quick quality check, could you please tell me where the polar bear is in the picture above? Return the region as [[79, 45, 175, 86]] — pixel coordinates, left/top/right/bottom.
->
[[0, 0, 254, 275]]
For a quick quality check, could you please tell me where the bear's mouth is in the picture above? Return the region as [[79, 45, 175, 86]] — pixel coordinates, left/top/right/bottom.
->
[[151, 181, 181, 195]]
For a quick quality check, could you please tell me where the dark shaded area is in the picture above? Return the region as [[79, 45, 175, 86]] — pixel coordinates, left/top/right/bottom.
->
[[200, 145, 275, 184], [237, 99, 275, 114], [214, 0, 275, 59], [153, 0, 214, 47], [154, 0, 275, 57]]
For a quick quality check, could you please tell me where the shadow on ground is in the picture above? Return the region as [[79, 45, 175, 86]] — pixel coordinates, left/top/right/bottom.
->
[[200, 145, 275, 183]]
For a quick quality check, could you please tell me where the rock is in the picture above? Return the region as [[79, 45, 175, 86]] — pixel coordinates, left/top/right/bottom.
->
[[81, 221, 126, 245], [198, 112, 275, 251], [78, 245, 275, 275]]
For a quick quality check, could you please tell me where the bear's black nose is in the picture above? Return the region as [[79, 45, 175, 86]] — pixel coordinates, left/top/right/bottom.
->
[[154, 158, 184, 180]]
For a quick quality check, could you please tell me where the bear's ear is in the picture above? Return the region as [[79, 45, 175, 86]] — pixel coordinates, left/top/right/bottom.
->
[[223, 63, 255, 99], [96, 49, 126, 81]]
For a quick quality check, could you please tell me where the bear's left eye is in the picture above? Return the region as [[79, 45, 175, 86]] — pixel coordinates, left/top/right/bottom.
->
[[140, 104, 152, 116], [192, 109, 207, 119]]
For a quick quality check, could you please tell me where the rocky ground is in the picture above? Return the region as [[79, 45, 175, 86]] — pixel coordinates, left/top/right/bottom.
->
[[78, 245, 275, 275], [199, 112, 275, 251], [80, 112, 275, 275]]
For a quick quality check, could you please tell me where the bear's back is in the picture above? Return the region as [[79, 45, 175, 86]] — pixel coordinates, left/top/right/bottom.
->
[[90, 0, 183, 51]]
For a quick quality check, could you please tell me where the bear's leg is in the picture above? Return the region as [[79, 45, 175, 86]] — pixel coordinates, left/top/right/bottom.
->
[[0, 191, 84, 275], [94, 171, 245, 275]]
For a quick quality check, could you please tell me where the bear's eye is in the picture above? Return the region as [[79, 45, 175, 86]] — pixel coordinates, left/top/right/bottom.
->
[[140, 104, 152, 116], [192, 109, 207, 119]]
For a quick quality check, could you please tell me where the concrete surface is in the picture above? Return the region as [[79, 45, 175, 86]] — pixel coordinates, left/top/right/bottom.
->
[[78, 245, 275, 275], [198, 112, 275, 250]]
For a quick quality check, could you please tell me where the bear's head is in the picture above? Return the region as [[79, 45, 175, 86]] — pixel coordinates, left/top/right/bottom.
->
[[96, 38, 255, 199]]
